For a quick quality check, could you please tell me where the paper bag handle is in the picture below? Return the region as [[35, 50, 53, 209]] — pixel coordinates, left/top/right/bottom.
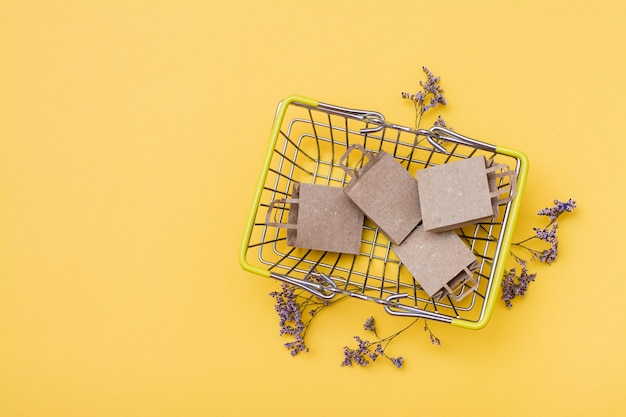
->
[[436, 263, 479, 302], [338, 144, 376, 181], [486, 163, 517, 205], [265, 198, 299, 229]]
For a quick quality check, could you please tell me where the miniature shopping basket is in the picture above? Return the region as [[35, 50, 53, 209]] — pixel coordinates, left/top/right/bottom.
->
[[239, 95, 528, 329]]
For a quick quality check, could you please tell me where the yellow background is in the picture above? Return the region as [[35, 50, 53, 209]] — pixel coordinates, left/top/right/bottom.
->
[[1, 1, 625, 416]]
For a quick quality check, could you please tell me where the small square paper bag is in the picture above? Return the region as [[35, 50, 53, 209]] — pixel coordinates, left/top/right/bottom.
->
[[417, 156, 516, 232], [266, 182, 364, 255], [392, 225, 478, 301], [338, 144, 421, 245]]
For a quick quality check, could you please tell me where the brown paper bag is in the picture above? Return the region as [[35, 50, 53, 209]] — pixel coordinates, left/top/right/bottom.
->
[[266, 182, 364, 255], [417, 156, 516, 232], [392, 225, 478, 301], [338, 144, 422, 245]]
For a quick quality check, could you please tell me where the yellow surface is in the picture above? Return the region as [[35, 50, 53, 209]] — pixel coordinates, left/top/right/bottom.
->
[[1, 1, 625, 416]]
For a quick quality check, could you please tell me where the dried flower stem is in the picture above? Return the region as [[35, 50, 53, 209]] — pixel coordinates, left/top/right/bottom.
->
[[269, 271, 345, 356], [402, 66, 449, 130], [341, 316, 441, 368], [502, 199, 577, 307]]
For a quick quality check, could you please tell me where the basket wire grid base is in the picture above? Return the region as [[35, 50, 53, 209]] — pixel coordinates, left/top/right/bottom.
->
[[244, 99, 521, 325]]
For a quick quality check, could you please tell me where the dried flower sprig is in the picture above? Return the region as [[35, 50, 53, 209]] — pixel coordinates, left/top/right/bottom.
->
[[502, 199, 577, 307], [341, 316, 440, 368], [433, 115, 453, 131], [269, 271, 334, 356], [501, 262, 537, 308], [537, 198, 576, 222], [424, 321, 441, 346], [402, 66, 449, 129], [268, 283, 308, 355]]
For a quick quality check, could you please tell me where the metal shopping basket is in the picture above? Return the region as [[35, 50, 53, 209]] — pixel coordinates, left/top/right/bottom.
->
[[239, 95, 528, 329]]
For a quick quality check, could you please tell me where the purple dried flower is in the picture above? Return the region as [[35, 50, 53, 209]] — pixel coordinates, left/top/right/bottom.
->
[[534, 223, 558, 244], [539, 243, 558, 265], [341, 337, 373, 367], [354, 335, 368, 351], [402, 67, 447, 128], [363, 316, 376, 332], [514, 254, 527, 267], [270, 284, 300, 331], [423, 322, 441, 346], [433, 115, 453, 131], [501, 264, 538, 307], [342, 316, 439, 368], [505, 198, 577, 307], [538, 199, 577, 222], [420, 67, 440, 91], [368, 347, 380, 362], [268, 268, 337, 357], [517, 265, 537, 296], [284, 335, 309, 356], [269, 283, 309, 355], [390, 357, 404, 368], [341, 346, 355, 367], [341, 335, 407, 368], [530, 223, 559, 265], [501, 268, 518, 308], [429, 332, 441, 346]]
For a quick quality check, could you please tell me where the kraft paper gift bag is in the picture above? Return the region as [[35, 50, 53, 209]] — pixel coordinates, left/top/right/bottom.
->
[[338, 144, 421, 245], [266, 182, 364, 255], [417, 156, 516, 232], [392, 225, 479, 302]]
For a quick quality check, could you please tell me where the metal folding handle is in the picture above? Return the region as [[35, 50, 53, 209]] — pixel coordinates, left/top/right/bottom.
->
[[313, 102, 496, 154], [315, 102, 386, 134], [269, 271, 338, 300], [429, 126, 497, 153], [383, 294, 454, 323]]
